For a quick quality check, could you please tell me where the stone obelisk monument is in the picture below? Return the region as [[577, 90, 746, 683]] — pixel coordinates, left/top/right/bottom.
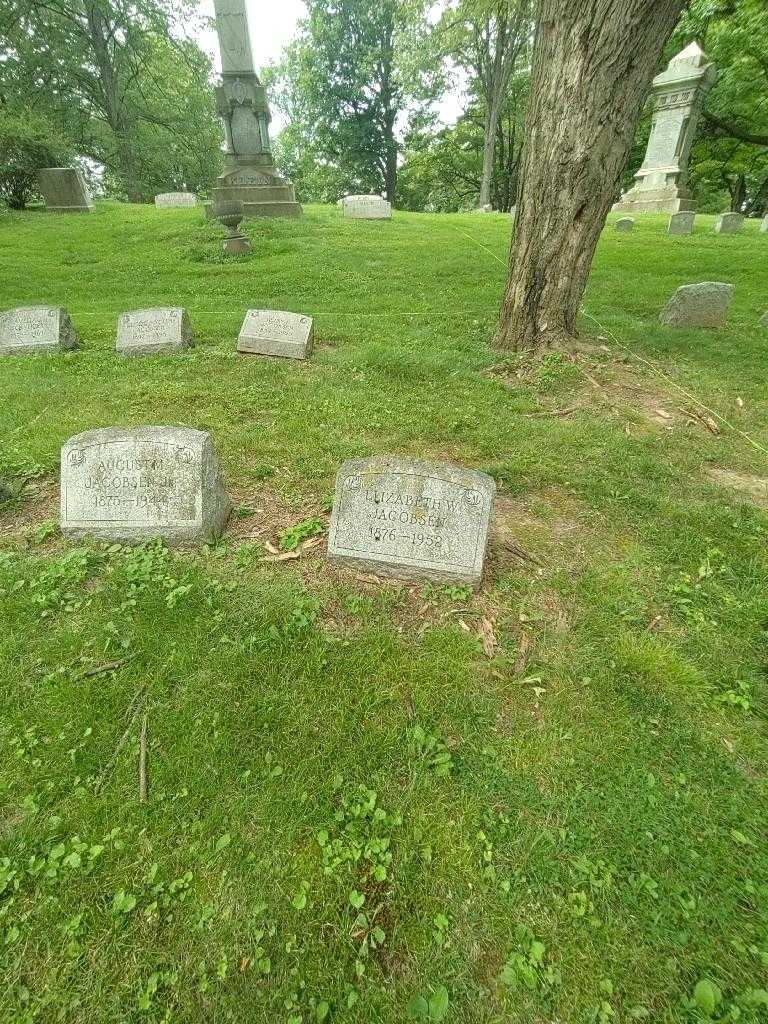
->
[[614, 43, 716, 215], [209, 0, 301, 218]]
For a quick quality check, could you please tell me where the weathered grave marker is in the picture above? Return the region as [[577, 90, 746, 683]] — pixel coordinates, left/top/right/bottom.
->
[[715, 212, 744, 234], [36, 168, 93, 212], [760, 215, 768, 233], [61, 426, 231, 544], [236, 310, 313, 360], [0, 306, 79, 355], [659, 282, 734, 329], [613, 43, 716, 215], [615, 218, 634, 232], [668, 212, 695, 235], [116, 308, 194, 356], [327, 456, 495, 588], [154, 192, 197, 208], [342, 195, 392, 220]]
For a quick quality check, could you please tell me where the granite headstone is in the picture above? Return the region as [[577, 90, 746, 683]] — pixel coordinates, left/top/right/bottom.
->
[[668, 212, 695, 235], [715, 212, 744, 234], [236, 310, 313, 360], [61, 427, 231, 544], [659, 282, 734, 329], [342, 195, 392, 220], [36, 168, 93, 213], [0, 306, 79, 354], [615, 218, 634, 232], [116, 308, 194, 356], [327, 456, 495, 588], [154, 192, 197, 208]]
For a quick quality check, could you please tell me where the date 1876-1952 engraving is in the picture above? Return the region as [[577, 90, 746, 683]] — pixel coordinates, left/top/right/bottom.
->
[[328, 457, 495, 587]]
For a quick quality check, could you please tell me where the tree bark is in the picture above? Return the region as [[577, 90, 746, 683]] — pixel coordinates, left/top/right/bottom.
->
[[479, 96, 501, 207], [84, 0, 142, 202], [495, 0, 686, 352]]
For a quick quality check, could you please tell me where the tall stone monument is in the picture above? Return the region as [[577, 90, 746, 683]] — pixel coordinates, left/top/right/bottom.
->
[[209, 0, 301, 219], [614, 43, 716, 215]]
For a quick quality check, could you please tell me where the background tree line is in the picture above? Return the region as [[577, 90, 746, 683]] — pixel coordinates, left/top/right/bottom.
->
[[0, 0, 765, 214]]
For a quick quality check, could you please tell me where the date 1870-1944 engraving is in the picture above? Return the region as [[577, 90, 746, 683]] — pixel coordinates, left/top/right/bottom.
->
[[60, 426, 231, 544]]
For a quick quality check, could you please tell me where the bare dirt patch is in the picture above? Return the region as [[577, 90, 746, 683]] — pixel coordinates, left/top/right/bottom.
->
[[0, 476, 58, 541], [706, 467, 768, 508]]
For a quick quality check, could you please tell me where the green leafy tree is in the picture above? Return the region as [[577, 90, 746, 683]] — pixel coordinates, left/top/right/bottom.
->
[[671, 0, 768, 214], [0, 0, 221, 202], [436, 0, 531, 209], [0, 106, 74, 209], [399, 72, 528, 212], [267, 0, 443, 203]]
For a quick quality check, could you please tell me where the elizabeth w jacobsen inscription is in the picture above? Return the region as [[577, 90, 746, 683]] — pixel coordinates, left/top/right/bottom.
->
[[61, 427, 231, 544], [328, 458, 495, 587]]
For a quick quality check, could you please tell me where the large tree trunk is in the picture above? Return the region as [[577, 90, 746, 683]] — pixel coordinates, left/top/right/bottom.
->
[[495, 0, 685, 352]]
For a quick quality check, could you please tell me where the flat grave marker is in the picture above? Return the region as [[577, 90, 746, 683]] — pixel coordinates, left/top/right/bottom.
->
[[61, 426, 231, 544], [328, 456, 495, 588]]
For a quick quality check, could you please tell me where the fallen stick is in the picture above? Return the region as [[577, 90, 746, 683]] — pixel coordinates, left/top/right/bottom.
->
[[80, 655, 134, 679], [139, 712, 148, 803], [94, 685, 146, 795]]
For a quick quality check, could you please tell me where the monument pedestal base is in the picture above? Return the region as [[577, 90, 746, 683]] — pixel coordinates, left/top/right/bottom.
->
[[612, 187, 695, 216], [207, 162, 301, 220]]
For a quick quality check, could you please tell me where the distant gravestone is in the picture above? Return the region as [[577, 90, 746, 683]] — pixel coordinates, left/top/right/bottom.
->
[[236, 310, 313, 360], [760, 215, 768, 233], [36, 168, 93, 213], [342, 195, 392, 220], [510, 205, 517, 223], [715, 212, 743, 234], [659, 282, 734, 329], [0, 306, 79, 355], [60, 426, 231, 544], [154, 192, 197, 208], [668, 211, 695, 235], [615, 217, 634, 232], [117, 308, 194, 356], [327, 456, 495, 588], [759, 310, 768, 328]]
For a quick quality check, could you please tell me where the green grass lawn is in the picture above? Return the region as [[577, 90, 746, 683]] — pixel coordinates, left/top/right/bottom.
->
[[1, 202, 768, 1024]]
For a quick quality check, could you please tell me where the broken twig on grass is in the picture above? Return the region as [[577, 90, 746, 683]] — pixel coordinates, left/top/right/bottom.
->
[[79, 655, 134, 679], [94, 685, 147, 795], [681, 406, 721, 435], [514, 633, 531, 676]]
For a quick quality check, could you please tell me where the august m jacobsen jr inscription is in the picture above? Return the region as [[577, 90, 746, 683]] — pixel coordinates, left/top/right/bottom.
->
[[328, 456, 495, 587], [61, 426, 231, 544]]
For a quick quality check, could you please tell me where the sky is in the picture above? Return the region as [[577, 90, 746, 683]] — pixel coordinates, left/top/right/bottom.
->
[[194, 0, 464, 133]]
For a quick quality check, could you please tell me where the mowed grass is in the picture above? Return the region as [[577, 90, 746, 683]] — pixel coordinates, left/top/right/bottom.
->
[[1, 202, 768, 1023]]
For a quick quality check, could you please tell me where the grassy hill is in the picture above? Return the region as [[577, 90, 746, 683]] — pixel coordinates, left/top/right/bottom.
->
[[1, 202, 767, 1023]]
